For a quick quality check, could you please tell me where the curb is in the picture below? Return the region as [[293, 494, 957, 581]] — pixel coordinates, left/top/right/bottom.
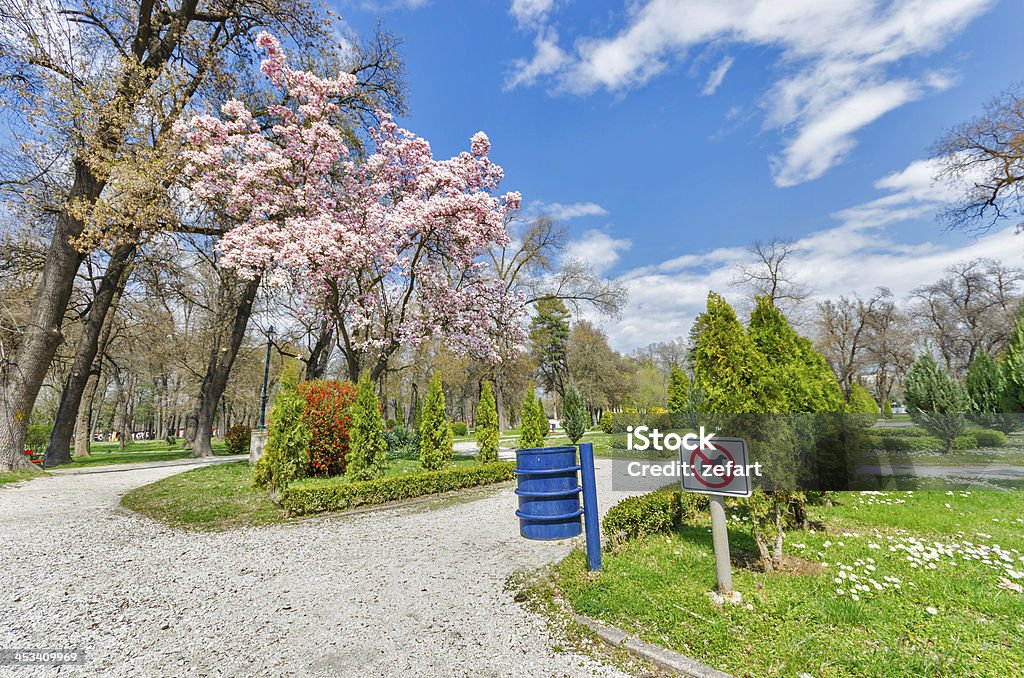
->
[[573, 614, 732, 678]]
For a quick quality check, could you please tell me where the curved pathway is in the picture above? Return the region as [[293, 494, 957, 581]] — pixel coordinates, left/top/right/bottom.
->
[[0, 459, 634, 677]]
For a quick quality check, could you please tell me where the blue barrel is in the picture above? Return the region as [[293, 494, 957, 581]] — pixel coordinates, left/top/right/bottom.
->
[[515, 446, 583, 540]]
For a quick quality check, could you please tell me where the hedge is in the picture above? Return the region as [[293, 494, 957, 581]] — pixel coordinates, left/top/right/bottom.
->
[[280, 461, 515, 515], [868, 428, 1009, 452], [602, 489, 706, 548], [868, 426, 931, 438]]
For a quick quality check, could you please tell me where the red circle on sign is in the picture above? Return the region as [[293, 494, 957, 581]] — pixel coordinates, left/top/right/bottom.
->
[[690, 443, 735, 489]]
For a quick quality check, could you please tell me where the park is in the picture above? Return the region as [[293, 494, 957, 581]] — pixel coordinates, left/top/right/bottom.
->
[[2, 1, 1024, 676]]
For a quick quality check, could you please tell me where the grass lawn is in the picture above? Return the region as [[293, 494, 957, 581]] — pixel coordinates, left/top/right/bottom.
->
[[862, 448, 1024, 467], [0, 468, 47, 486], [54, 439, 235, 469], [122, 461, 287, 530], [122, 453, 492, 529], [547, 487, 1024, 677], [363, 453, 477, 477]]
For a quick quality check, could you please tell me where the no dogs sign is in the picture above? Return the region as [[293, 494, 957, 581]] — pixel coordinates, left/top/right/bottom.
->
[[681, 437, 753, 498]]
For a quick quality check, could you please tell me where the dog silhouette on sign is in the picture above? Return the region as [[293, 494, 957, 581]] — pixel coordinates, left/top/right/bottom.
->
[[704, 452, 730, 468]]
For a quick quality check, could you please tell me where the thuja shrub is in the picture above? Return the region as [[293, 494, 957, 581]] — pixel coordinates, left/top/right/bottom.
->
[[280, 462, 515, 515], [299, 379, 357, 476]]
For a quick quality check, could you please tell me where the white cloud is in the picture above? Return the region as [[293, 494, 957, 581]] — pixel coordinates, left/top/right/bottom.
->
[[595, 157, 1024, 351], [564, 229, 632, 275], [505, 27, 569, 90], [528, 200, 609, 221], [510, 0, 555, 27], [700, 56, 734, 96], [508, 0, 995, 185]]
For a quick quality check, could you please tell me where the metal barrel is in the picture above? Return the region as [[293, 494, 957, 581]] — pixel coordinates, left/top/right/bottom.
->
[[514, 446, 583, 540]]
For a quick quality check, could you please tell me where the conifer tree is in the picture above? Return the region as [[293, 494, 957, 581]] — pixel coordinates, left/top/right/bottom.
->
[[347, 374, 389, 481], [562, 382, 588, 444], [904, 355, 969, 453], [692, 292, 770, 414], [420, 374, 453, 470], [965, 349, 1003, 429], [999, 311, 1024, 415], [847, 383, 880, 427], [747, 296, 845, 413], [666, 366, 690, 414], [519, 381, 546, 448], [476, 381, 500, 463]]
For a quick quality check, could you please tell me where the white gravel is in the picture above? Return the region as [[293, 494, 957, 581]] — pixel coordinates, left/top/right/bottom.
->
[[0, 459, 635, 677]]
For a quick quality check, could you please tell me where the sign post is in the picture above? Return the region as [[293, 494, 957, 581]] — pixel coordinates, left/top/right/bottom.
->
[[708, 495, 732, 593], [680, 437, 751, 594]]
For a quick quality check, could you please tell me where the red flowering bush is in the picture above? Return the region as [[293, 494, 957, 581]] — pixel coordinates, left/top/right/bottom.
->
[[299, 379, 357, 476], [224, 424, 251, 455]]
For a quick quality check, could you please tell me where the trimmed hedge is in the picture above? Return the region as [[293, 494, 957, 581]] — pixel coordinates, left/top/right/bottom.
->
[[602, 489, 706, 547], [868, 428, 1010, 452], [280, 461, 515, 515], [971, 429, 1009, 447], [868, 426, 930, 438]]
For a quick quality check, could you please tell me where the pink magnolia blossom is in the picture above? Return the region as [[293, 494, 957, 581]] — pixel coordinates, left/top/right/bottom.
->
[[175, 32, 526, 368]]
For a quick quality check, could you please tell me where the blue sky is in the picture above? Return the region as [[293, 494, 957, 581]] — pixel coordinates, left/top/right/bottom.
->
[[335, 0, 1024, 350]]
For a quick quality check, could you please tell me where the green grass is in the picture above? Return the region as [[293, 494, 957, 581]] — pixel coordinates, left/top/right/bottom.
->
[[861, 448, 1024, 467], [0, 468, 46, 486], [122, 454, 494, 529], [548, 489, 1024, 677], [54, 440, 235, 468], [121, 461, 287, 530], [378, 454, 477, 476]]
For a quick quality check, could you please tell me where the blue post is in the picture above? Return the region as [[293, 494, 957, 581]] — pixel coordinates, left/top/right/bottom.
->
[[579, 442, 602, 572]]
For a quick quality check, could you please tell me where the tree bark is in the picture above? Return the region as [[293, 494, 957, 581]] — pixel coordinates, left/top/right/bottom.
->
[[190, 274, 262, 458], [74, 371, 100, 457], [44, 243, 135, 466], [0, 159, 102, 471], [305, 320, 334, 380]]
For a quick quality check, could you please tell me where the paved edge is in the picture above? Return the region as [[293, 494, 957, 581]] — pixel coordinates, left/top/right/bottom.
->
[[573, 614, 733, 678], [48, 455, 248, 475]]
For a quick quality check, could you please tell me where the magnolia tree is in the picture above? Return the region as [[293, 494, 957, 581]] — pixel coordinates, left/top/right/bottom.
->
[[177, 33, 525, 382]]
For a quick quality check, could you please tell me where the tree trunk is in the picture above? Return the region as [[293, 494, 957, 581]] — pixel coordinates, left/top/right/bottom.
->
[[305, 320, 334, 380], [74, 370, 100, 457], [44, 243, 135, 466], [0, 160, 101, 471], [190, 274, 262, 458]]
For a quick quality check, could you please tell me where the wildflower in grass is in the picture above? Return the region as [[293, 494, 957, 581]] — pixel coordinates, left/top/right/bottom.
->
[[926, 606, 938, 615]]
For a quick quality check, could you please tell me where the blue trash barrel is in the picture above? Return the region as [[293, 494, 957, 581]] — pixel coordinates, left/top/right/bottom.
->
[[514, 446, 583, 540]]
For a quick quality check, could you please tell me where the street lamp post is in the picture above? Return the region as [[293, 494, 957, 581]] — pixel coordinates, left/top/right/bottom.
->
[[259, 326, 276, 429]]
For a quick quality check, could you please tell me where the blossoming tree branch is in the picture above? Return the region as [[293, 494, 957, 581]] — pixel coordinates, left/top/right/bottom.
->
[[175, 32, 526, 382]]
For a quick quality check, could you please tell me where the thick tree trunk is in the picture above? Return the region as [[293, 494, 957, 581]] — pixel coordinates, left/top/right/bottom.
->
[[44, 243, 135, 466], [190, 275, 261, 458], [74, 371, 100, 457], [0, 161, 100, 471], [305, 320, 334, 380]]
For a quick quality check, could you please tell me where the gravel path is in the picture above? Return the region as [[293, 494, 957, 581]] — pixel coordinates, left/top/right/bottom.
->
[[0, 460, 635, 677]]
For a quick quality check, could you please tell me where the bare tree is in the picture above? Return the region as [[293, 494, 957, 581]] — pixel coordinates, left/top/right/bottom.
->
[[733, 239, 811, 321], [933, 87, 1024, 232], [909, 259, 1023, 374], [489, 216, 627, 317], [815, 289, 891, 398]]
